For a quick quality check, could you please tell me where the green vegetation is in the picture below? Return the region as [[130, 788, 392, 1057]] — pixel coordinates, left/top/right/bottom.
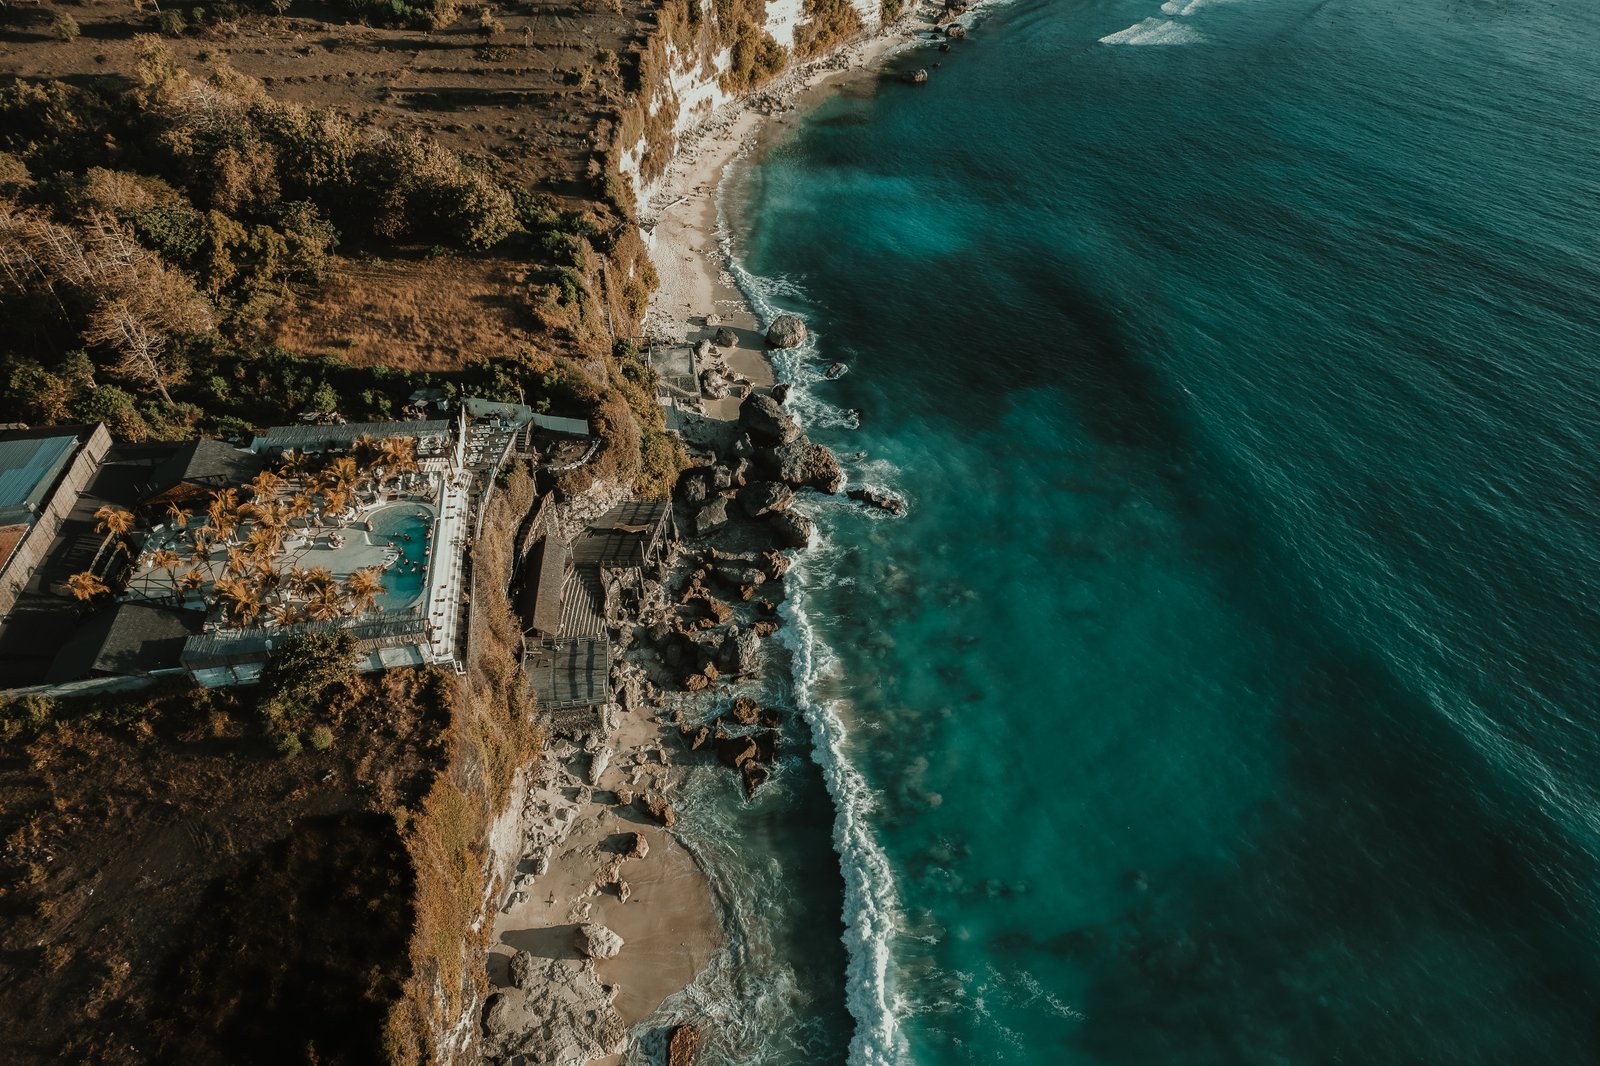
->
[[795, 0, 865, 57]]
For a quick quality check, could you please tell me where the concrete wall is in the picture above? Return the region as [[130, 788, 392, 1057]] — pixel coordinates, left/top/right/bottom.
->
[[0, 424, 112, 619]]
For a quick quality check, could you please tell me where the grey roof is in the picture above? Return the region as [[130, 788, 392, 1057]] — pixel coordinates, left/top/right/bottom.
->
[[571, 499, 671, 571], [558, 568, 606, 640], [250, 420, 451, 453], [46, 602, 202, 681], [461, 397, 589, 437], [518, 537, 569, 636], [0, 431, 79, 526], [146, 439, 262, 497]]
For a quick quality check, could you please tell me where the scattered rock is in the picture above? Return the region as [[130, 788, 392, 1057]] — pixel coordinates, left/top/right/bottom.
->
[[667, 1023, 703, 1066], [639, 793, 678, 827], [695, 497, 730, 535], [768, 508, 815, 549], [764, 439, 844, 494], [730, 695, 761, 726], [615, 880, 631, 904], [771, 383, 791, 404], [742, 763, 770, 798], [614, 787, 635, 807], [902, 68, 929, 85], [710, 463, 735, 491], [694, 337, 715, 359], [765, 313, 808, 349], [680, 472, 710, 506], [588, 746, 612, 785], [575, 923, 625, 959], [739, 479, 795, 518], [483, 992, 513, 1035], [946, 22, 967, 37], [939, 41, 952, 52], [739, 392, 803, 447], [689, 724, 712, 750], [623, 832, 649, 860], [509, 950, 536, 990], [714, 327, 737, 347], [848, 488, 908, 516]]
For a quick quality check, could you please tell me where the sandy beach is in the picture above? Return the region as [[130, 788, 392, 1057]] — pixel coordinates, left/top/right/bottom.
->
[[640, 8, 940, 439]]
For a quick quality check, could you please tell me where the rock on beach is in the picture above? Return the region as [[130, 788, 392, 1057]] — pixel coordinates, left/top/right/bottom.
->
[[765, 314, 808, 349]]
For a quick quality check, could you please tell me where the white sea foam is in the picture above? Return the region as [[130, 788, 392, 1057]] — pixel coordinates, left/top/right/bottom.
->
[[1099, 17, 1205, 45]]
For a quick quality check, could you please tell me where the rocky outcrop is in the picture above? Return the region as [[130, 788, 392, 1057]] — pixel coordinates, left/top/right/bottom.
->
[[667, 1023, 703, 1066], [738, 479, 795, 517], [622, 832, 649, 860], [902, 68, 929, 85], [575, 923, 625, 959], [946, 22, 967, 38], [765, 314, 808, 349], [825, 361, 849, 379], [769, 508, 815, 549], [762, 439, 844, 494], [848, 488, 907, 516], [739, 392, 802, 447]]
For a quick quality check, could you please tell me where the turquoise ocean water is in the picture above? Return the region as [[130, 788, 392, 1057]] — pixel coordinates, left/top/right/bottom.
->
[[690, 0, 1600, 1062]]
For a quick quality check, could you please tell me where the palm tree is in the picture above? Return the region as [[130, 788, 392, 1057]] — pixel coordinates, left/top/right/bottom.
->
[[248, 469, 284, 502], [301, 565, 336, 591], [94, 505, 136, 537], [305, 584, 347, 622], [268, 602, 303, 627], [352, 433, 379, 467], [245, 524, 283, 560], [322, 456, 363, 503], [66, 570, 109, 601], [214, 577, 262, 627], [344, 567, 387, 616], [223, 546, 253, 577], [180, 568, 206, 599], [148, 547, 182, 601], [278, 448, 313, 480], [206, 488, 241, 545], [164, 501, 190, 531]]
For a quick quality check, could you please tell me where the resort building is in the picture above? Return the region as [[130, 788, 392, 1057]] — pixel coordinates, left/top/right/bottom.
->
[[0, 424, 113, 622], [1, 397, 601, 694]]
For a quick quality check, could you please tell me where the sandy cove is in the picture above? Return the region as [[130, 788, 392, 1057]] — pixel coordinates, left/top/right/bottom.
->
[[480, 10, 960, 1066]]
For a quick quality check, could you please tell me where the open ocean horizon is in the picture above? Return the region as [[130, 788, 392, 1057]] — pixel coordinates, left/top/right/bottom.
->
[[677, 0, 1600, 1062]]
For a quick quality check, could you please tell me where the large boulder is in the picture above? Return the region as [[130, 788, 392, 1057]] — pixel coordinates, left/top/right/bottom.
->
[[508, 950, 537, 990], [765, 314, 808, 349], [695, 497, 730, 536], [739, 480, 795, 518], [575, 923, 625, 959], [768, 509, 815, 549], [714, 327, 737, 347], [483, 992, 513, 1035], [764, 440, 844, 494], [739, 392, 802, 447]]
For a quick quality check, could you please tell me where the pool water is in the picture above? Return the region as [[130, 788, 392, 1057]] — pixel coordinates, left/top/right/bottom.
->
[[367, 504, 435, 611]]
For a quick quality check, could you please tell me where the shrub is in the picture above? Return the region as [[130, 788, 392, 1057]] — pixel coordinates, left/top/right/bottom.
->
[[51, 13, 80, 42], [156, 9, 187, 35], [274, 731, 303, 758], [309, 724, 334, 751]]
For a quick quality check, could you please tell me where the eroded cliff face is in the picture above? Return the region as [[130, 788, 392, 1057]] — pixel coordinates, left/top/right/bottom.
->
[[615, 0, 885, 201]]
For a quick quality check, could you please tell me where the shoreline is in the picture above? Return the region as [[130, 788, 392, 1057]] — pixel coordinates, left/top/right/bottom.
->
[[484, 8, 981, 1063]]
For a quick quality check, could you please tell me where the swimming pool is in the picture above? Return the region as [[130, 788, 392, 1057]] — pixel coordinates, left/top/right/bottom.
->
[[367, 504, 435, 611]]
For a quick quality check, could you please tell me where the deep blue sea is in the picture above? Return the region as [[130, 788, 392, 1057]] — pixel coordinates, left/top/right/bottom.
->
[[691, 0, 1600, 1062]]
